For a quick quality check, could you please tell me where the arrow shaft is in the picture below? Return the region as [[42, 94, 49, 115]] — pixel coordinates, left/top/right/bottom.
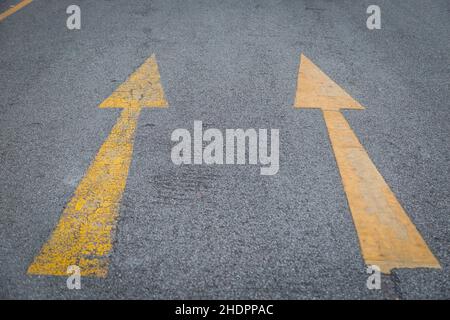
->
[[322, 110, 439, 273], [28, 106, 142, 277]]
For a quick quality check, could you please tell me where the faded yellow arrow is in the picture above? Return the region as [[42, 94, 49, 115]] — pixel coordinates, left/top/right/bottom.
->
[[294, 54, 440, 273], [28, 54, 168, 277]]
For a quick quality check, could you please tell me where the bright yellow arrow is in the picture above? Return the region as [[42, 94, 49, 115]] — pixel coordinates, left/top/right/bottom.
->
[[28, 54, 168, 277], [294, 54, 440, 273]]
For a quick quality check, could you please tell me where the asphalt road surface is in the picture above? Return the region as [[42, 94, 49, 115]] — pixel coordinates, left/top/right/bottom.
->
[[1, 0, 449, 299]]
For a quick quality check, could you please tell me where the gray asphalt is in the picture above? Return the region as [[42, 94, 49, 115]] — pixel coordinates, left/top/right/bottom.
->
[[0, 0, 449, 299]]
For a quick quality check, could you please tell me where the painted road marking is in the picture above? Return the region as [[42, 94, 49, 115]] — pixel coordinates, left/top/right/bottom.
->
[[294, 54, 440, 273], [28, 54, 168, 277], [0, 0, 33, 22]]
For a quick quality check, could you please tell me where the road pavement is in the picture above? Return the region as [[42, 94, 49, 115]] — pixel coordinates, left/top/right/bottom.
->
[[0, 0, 449, 299]]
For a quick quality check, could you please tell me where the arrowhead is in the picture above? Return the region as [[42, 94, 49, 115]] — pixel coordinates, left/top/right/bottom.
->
[[294, 54, 364, 111], [99, 54, 168, 109]]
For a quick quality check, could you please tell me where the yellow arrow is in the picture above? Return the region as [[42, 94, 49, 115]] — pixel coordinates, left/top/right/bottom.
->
[[28, 54, 168, 277], [294, 54, 440, 273]]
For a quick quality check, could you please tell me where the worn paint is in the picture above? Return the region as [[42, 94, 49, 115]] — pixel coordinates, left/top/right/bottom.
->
[[28, 54, 168, 277], [294, 54, 440, 273]]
